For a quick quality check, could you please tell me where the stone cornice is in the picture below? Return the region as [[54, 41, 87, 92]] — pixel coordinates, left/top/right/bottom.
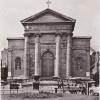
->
[[22, 21, 75, 25], [7, 37, 24, 40], [8, 48, 24, 51], [24, 30, 73, 37], [73, 36, 92, 39], [72, 46, 90, 51]]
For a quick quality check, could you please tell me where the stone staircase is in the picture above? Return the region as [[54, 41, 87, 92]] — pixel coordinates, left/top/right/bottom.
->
[[21, 77, 65, 93], [39, 77, 58, 93]]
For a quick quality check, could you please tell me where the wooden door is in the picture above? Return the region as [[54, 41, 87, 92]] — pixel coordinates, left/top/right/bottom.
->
[[42, 52, 54, 77]]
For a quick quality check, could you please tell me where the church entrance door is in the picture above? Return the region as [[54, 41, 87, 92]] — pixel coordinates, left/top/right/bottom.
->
[[42, 51, 54, 77]]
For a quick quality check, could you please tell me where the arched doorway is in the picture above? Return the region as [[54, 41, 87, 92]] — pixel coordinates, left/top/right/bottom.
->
[[42, 51, 54, 77]]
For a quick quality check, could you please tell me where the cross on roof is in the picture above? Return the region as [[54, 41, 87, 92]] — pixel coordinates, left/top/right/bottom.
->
[[46, 0, 51, 8]]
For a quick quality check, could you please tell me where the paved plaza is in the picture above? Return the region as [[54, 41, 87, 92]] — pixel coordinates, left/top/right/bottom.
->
[[1, 84, 99, 100], [1, 94, 99, 100]]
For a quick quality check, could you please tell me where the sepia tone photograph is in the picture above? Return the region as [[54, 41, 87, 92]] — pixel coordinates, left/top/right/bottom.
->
[[0, 0, 100, 100]]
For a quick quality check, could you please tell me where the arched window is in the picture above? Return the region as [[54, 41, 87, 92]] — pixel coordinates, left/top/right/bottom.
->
[[15, 57, 21, 70]]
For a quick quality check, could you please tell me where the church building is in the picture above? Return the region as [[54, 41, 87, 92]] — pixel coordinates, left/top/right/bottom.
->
[[3, 9, 91, 80]]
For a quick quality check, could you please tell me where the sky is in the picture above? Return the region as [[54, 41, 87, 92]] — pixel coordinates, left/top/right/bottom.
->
[[0, 0, 100, 52]]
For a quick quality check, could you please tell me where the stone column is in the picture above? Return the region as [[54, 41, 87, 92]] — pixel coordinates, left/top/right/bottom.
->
[[34, 34, 40, 76], [54, 34, 61, 78], [24, 36, 28, 79], [66, 34, 72, 78]]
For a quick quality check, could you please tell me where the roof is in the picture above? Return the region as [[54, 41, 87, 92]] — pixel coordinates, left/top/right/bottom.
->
[[21, 8, 76, 24]]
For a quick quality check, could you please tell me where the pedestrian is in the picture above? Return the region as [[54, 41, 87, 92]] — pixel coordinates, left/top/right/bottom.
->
[[82, 84, 87, 95]]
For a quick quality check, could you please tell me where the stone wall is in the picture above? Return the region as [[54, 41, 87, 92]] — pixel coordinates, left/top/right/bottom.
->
[[71, 37, 91, 77], [7, 36, 91, 78], [7, 38, 24, 77]]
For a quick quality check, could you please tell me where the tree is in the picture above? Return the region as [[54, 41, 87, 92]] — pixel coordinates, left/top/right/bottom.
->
[[1, 67, 8, 81], [90, 52, 96, 72], [93, 71, 99, 86]]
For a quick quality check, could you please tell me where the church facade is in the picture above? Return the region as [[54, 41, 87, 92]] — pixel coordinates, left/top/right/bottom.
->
[[6, 9, 91, 79]]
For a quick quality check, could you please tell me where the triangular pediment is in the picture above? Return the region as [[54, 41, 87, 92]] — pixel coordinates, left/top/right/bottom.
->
[[21, 9, 76, 23]]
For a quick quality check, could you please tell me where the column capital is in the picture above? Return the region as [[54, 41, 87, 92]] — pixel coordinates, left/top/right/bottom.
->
[[24, 35, 29, 39], [65, 33, 73, 37], [8, 48, 13, 52], [55, 30, 63, 37], [24, 33, 31, 37], [34, 33, 41, 37], [55, 33, 62, 37]]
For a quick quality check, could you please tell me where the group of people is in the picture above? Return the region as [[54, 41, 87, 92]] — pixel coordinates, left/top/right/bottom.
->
[[57, 81, 87, 95]]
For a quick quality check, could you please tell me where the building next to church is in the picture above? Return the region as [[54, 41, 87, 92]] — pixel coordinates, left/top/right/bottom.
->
[[1, 9, 91, 80]]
